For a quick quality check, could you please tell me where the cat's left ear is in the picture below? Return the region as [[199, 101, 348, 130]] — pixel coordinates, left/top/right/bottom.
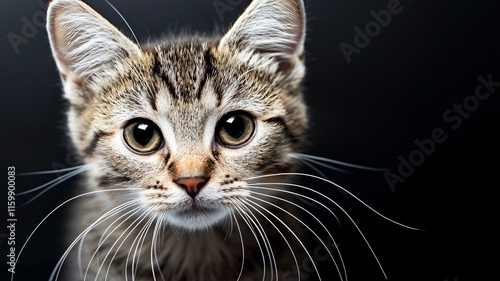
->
[[218, 0, 306, 74], [46, 0, 141, 86]]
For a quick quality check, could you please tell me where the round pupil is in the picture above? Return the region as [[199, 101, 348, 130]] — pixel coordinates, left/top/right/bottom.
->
[[133, 123, 154, 147], [223, 116, 246, 139]]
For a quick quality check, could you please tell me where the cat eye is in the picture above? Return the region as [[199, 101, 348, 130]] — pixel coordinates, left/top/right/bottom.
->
[[123, 119, 164, 154], [216, 112, 255, 148]]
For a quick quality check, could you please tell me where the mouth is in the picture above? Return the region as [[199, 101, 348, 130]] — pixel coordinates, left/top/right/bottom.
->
[[166, 200, 229, 230], [176, 201, 217, 216]]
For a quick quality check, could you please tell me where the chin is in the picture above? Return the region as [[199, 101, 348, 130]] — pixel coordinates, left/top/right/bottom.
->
[[165, 206, 231, 231]]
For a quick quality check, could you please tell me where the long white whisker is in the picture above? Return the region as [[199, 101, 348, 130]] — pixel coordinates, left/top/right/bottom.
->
[[231, 211, 245, 281], [132, 213, 155, 281], [237, 198, 301, 281], [50, 200, 141, 281], [295, 156, 333, 178], [126, 209, 155, 281], [18, 166, 88, 196], [88, 205, 145, 280], [245, 198, 322, 281], [21, 174, 78, 206], [97, 208, 151, 281], [12, 188, 141, 281], [96, 201, 144, 255], [248, 189, 347, 281], [149, 218, 163, 281], [247, 200, 321, 281], [249, 193, 345, 281], [248, 179, 391, 279], [247, 184, 341, 225], [222, 207, 234, 243], [104, 0, 140, 45], [19, 166, 90, 207], [232, 201, 270, 281], [151, 217, 166, 281], [247, 173, 420, 230], [19, 165, 87, 176], [292, 153, 389, 172], [92, 207, 135, 270], [292, 156, 351, 173], [78, 199, 141, 279], [91, 206, 145, 280]]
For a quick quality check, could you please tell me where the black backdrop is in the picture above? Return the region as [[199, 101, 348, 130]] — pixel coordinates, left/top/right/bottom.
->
[[1, 0, 499, 280]]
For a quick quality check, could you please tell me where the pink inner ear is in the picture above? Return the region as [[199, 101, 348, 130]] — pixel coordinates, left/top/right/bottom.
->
[[47, 0, 141, 85], [218, 0, 306, 71]]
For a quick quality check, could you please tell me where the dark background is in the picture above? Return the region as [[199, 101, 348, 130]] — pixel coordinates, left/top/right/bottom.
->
[[1, 0, 499, 280]]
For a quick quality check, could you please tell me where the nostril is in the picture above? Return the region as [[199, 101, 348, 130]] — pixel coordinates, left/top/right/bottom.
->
[[174, 177, 207, 197]]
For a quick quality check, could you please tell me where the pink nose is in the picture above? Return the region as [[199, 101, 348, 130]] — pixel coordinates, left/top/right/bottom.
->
[[174, 177, 207, 197]]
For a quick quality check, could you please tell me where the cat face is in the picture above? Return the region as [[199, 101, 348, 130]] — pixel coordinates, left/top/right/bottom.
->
[[47, 0, 307, 230]]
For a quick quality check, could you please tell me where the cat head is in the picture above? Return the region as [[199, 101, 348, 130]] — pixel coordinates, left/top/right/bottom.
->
[[47, 0, 307, 230]]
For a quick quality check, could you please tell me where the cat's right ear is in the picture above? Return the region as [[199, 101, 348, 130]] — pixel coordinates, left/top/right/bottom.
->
[[46, 0, 141, 87], [218, 0, 306, 75]]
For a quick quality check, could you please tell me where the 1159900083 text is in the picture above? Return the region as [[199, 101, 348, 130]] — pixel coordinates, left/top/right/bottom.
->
[[7, 166, 17, 274]]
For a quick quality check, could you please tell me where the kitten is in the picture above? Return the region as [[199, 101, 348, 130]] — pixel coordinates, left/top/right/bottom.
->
[[44, 0, 408, 280], [47, 0, 312, 280]]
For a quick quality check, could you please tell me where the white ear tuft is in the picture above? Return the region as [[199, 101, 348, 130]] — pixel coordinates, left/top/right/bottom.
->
[[218, 0, 306, 73], [46, 0, 141, 84]]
